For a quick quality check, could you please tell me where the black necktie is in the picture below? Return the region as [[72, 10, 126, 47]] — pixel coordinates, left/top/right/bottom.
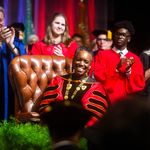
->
[[119, 51, 124, 57]]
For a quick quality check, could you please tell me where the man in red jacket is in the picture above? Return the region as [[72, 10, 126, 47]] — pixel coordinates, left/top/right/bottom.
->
[[91, 20, 145, 104]]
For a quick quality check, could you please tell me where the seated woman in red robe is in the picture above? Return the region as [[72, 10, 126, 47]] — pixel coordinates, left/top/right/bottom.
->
[[33, 46, 110, 126], [30, 12, 78, 59]]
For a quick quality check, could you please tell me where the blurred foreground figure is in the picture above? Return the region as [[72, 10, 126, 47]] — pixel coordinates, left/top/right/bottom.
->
[[86, 95, 150, 150], [40, 101, 91, 150]]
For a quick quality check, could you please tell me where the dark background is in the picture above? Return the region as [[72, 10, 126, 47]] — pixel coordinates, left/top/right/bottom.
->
[[111, 0, 149, 55]]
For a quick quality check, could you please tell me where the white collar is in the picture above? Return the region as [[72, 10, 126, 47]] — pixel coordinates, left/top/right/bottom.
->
[[113, 47, 128, 56]]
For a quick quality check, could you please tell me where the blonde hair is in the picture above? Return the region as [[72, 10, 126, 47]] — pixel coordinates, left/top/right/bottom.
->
[[0, 6, 5, 18], [44, 13, 71, 45]]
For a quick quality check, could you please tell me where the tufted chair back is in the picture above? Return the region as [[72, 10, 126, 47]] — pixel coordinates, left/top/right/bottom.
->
[[9, 55, 72, 122]]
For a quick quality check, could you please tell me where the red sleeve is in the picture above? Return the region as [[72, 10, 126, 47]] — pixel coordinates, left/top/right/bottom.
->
[[30, 41, 43, 55], [126, 55, 145, 94], [40, 76, 64, 107], [94, 51, 107, 83], [82, 83, 110, 126]]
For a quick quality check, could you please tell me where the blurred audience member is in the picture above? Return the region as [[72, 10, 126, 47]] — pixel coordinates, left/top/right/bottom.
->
[[90, 29, 113, 78], [40, 101, 91, 150], [90, 38, 97, 52], [140, 49, 150, 98], [72, 33, 84, 46], [26, 34, 39, 54], [8, 22, 25, 41], [91, 29, 113, 53], [85, 95, 150, 150]]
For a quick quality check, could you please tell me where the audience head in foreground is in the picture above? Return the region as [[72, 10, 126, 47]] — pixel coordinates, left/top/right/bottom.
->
[[40, 101, 91, 150], [97, 96, 150, 150]]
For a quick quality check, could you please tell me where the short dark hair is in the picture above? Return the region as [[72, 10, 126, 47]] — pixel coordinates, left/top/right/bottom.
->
[[92, 29, 108, 37], [113, 20, 135, 36], [74, 46, 93, 58], [9, 22, 25, 32], [72, 33, 83, 39], [40, 101, 91, 140], [92, 29, 112, 40]]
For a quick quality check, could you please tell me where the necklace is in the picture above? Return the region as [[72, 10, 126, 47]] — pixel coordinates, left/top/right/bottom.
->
[[64, 75, 88, 100], [51, 36, 61, 44]]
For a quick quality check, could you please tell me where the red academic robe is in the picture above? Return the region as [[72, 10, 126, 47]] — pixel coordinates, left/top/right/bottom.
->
[[92, 49, 145, 104], [39, 75, 110, 126]]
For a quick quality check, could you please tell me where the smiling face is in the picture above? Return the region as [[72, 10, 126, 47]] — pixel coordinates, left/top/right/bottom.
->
[[73, 50, 92, 78], [51, 15, 66, 36]]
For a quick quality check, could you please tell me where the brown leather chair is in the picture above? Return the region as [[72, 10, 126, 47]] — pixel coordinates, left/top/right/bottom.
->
[[9, 55, 72, 122]]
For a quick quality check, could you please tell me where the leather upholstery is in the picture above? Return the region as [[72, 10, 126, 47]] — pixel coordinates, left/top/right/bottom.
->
[[9, 55, 72, 122]]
